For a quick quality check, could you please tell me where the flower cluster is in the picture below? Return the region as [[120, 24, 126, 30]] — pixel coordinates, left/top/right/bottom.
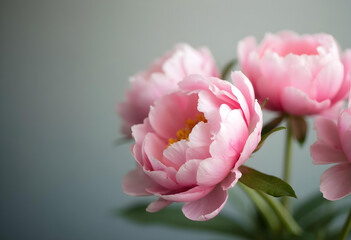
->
[[118, 31, 351, 222]]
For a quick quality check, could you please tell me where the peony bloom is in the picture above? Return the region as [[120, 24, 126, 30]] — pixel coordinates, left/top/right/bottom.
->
[[117, 44, 219, 136], [122, 72, 262, 220], [311, 94, 351, 200], [238, 31, 351, 115]]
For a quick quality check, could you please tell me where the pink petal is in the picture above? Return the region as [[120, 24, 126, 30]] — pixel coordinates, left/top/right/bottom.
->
[[310, 142, 348, 165], [186, 146, 211, 160], [332, 50, 351, 104], [221, 169, 242, 190], [176, 159, 201, 186], [143, 133, 166, 166], [281, 87, 330, 115], [237, 37, 259, 80], [122, 167, 158, 196], [229, 73, 251, 124], [163, 140, 188, 169], [209, 109, 248, 160], [314, 117, 341, 149], [197, 90, 222, 132], [199, 47, 220, 78], [160, 185, 214, 202], [339, 130, 351, 163], [149, 92, 199, 140], [283, 55, 315, 97], [231, 71, 255, 113], [145, 170, 179, 190], [197, 157, 233, 186], [256, 52, 288, 110], [320, 163, 351, 200], [146, 198, 172, 212], [162, 51, 187, 82], [188, 121, 212, 148], [179, 74, 211, 93], [235, 102, 263, 168], [314, 61, 344, 102], [182, 186, 228, 221], [131, 119, 153, 144], [339, 110, 351, 161], [320, 100, 345, 120]]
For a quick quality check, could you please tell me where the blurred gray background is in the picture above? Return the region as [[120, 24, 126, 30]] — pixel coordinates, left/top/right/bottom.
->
[[1, 1, 351, 239]]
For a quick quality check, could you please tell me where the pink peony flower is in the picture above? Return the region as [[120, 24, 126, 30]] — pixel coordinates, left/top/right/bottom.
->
[[311, 93, 351, 200], [117, 44, 219, 136], [122, 72, 262, 220], [238, 31, 351, 115]]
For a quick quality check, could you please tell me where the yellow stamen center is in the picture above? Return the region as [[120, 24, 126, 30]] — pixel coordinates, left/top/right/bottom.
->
[[168, 113, 207, 146]]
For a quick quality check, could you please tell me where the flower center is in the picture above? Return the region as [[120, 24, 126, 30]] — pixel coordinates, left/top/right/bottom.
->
[[168, 113, 207, 146]]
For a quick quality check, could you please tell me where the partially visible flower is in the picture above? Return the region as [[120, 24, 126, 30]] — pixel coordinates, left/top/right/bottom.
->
[[117, 44, 219, 136], [311, 94, 351, 200], [122, 72, 262, 220], [238, 31, 351, 115]]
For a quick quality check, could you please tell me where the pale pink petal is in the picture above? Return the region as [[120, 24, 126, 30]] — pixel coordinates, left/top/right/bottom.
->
[[188, 121, 212, 148], [145, 170, 179, 190], [311, 142, 348, 165], [143, 133, 167, 165], [332, 50, 351, 104], [178, 74, 211, 93], [221, 169, 242, 190], [160, 186, 214, 202], [162, 51, 187, 82], [197, 157, 233, 186], [320, 100, 345, 120], [122, 167, 159, 196], [314, 117, 341, 149], [186, 146, 211, 160], [146, 198, 172, 212], [199, 47, 220, 77], [210, 109, 248, 160], [338, 110, 351, 161], [339, 130, 351, 163], [237, 37, 259, 80], [131, 119, 153, 144], [314, 61, 344, 101], [182, 186, 228, 221], [281, 87, 330, 115], [149, 92, 199, 139], [176, 159, 201, 186], [256, 52, 287, 110], [235, 102, 263, 168], [231, 71, 255, 112], [163, 140, 188, 169], [320, 163, 351, 200], [197, 91, 222, 132]]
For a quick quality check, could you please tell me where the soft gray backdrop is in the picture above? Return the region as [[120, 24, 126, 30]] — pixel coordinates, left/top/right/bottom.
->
[[1, 1, 351, 239]]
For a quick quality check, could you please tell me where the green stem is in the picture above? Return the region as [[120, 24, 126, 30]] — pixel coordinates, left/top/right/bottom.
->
[[282, 117, 293, 212], [339, 207, 351, 240], [258, 191, 302, 236], [239, 183, 280, 234]]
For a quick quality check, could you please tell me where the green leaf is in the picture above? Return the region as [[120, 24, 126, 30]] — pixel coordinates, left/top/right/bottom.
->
[[261, 115, 285, 136], [254, 126, 286, 153], [290, 116, 307, 146], [117, 203, 252, 238], [221, 59, 238, 80], [304, 207, 344, 231], [257, 192, 303, 236], [239, 165, 297, 198], [294, 192, 328, 221]]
